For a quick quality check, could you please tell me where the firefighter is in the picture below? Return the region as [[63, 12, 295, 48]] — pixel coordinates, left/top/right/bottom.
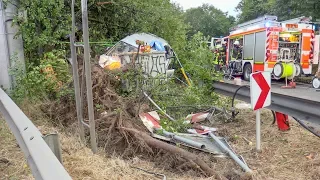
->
[[221, 41, 227, 65], [213, 44, 222, 71], [232, 40, 242, 60]]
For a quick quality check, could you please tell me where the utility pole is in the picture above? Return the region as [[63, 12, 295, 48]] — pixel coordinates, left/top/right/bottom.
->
[[81, 0, 98, 153], [70, 0, 98, 153], [70, 0, 85, 142]]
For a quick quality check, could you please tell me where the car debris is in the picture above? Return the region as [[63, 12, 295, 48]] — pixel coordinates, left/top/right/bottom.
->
[[139, 110, 252, 170], [131, 166, 167, 180]]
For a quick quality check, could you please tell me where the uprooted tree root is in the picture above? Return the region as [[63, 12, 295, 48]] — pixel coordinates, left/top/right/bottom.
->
[[121, 127, 227, 179], [42, 59, 225, 178]]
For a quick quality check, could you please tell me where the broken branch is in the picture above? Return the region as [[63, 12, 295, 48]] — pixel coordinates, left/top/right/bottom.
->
[[121, 127, 227, 179], [97, 1, 112, 6]]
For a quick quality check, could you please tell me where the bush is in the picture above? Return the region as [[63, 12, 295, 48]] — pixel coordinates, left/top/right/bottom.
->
[[180, 32, 221, 88], [10, 50, 72, 102]]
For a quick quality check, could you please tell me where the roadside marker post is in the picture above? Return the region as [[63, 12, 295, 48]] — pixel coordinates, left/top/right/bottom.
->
[[250, 72, 271, 151]]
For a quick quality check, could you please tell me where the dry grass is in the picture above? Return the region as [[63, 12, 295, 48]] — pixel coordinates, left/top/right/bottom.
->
[[2, 101, 320, 179], [212, 109, 320, 180], [38, 125, 189, 180], [0, 118, 33, 180], [0, 114, 196, 180]]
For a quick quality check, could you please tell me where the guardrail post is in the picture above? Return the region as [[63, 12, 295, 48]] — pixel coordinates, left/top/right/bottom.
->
[[43, 133, 63, 164], [0, 88, 72, 179]]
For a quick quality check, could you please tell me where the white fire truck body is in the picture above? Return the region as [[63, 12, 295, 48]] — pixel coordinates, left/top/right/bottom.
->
[[225, 15, 315, 81]]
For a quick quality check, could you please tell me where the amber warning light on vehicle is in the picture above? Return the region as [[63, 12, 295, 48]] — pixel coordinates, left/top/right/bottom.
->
[[286, 24, 298, 28], [285, 24, 299, 31]]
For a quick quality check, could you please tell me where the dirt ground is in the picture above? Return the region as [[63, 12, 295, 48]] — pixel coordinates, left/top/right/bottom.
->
[[0, 116, 195, 180], [1, 107, 320, 180], [215, 109, 320, 180], [0, 117, 32, 180]]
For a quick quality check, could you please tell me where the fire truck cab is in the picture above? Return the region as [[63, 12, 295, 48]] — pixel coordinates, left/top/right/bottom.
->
[[226, 15, 315, 81]]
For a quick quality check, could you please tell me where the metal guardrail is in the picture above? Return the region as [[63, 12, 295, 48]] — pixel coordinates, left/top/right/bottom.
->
[[0, 88, 72, 180], [213, 81, 320, 125]]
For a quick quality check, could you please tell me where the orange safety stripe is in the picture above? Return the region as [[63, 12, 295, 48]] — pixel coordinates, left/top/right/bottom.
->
[[301, 29, 314, 33], [267, 61, 277, 68], [269, 27, 282, 32], [253, 64, 264, 72], [302, 36, 311, 50], [230, 28, 266, 37], [301, 29, 311, 67], [301, 62, 309, 69]]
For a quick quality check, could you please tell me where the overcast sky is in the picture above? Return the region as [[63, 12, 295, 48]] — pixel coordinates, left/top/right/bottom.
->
[[171, 0, 241, 17]]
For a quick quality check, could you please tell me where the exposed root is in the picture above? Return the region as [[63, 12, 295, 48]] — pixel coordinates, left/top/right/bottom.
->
[[103, 112, 118, 150], [121, 127, 227, 179]]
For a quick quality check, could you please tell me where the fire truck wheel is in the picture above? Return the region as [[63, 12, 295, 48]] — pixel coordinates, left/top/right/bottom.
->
[[294, 63, 302, 77], [243, 63, 252, 81], [273, 62, 283, 79], [312, 77, 320, 89]]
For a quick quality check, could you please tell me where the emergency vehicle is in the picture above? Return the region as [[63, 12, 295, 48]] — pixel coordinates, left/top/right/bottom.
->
[[209, 36, 228, 50], [277, 16, 314, 74], [225, 15, 315, 81]]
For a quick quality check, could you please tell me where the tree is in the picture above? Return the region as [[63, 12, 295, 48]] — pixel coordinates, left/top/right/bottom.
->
[[235, 0, 276, 23], [272, 0, 320, 21], [184, 4, 234, 38], [12, 0, 188, 65], [14, 0, 71, 64], [236, 0, 320, 23]]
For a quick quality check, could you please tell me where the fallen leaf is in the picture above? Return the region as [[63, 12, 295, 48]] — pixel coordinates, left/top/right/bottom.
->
[[306, 152, 317, 160]]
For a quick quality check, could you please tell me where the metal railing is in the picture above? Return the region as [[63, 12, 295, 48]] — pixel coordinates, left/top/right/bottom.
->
[[213, 81, 320, 125], [0, 88, 72, 180]]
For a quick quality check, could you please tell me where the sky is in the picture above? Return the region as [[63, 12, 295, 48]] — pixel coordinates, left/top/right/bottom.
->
[[171, 0, 241, 17]]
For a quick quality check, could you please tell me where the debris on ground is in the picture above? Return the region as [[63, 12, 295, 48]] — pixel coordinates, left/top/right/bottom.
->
[[0, 117, 202, 180], [36, 46, 320, 179], [4, 95, 320, 179], [41, 54, 243, 178]]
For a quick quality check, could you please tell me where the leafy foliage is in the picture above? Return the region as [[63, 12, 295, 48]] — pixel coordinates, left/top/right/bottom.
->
[[12, 0, 188, 66], [9, 0, 228, 107], [235, 0, 276, 23], [70, 0, 188, 54], [180, 32, 221, 86], [272, 0, 320, 21], [236, 0, 320, 23], [9, 50, 72, 102], [159, 118, 191, 133], [13, 0, 71, 64], [184, 4, 235, 38], [146, 33, 226, 119]]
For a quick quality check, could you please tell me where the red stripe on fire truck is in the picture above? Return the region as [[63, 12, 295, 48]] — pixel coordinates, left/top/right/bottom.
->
[[310, 30, 315, 61], [265, 28, 270, 62]]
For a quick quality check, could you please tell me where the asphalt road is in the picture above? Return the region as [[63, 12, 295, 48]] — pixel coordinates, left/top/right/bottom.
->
[[223, 79, 320, 102], [224, 79, 320, 136]]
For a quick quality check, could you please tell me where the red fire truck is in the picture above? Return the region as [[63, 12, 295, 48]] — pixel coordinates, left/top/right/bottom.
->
[[225, 15, 315, 81]]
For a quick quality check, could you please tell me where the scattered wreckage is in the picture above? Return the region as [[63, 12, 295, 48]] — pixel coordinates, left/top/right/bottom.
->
[[97, 33, 252, 176]]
